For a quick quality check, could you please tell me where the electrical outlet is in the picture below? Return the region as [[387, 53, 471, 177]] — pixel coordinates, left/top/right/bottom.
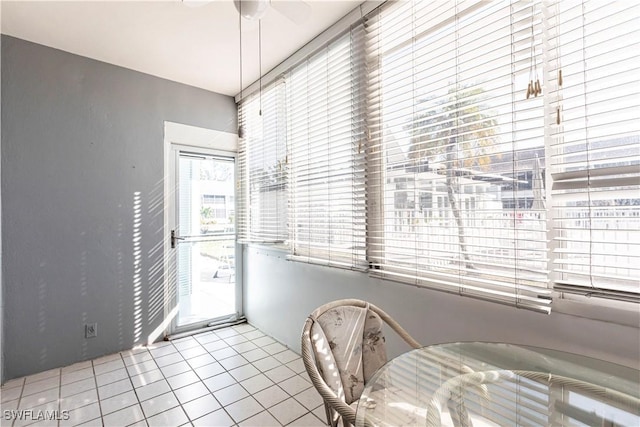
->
[[85, 323, 98, 338]]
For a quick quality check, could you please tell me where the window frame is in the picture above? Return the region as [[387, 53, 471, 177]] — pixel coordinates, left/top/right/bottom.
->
[[236, 0, 640, 314]]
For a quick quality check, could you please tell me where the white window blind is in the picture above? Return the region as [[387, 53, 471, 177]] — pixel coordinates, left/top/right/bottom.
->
[[366, 0, 552, 312], [287, 28, 367, 269], [546, 0, 640, 301], [236, 0, 639, 310], [237, 79, 288, 243]]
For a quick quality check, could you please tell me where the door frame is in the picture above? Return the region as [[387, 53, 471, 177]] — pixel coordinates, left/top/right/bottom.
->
[[163, 121, 241, 339]]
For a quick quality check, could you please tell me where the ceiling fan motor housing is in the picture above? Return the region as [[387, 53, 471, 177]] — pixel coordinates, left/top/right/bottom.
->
[[234, 0, 270, 20]]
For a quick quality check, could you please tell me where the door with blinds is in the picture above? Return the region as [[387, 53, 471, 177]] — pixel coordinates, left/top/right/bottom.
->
[[169, 149, 240, 334]]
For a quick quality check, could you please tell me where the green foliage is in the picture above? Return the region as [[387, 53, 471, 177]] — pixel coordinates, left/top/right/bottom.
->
[[406, 86, 499, 170], [201, 206, 214, 219], [405, 85, 500, 269]]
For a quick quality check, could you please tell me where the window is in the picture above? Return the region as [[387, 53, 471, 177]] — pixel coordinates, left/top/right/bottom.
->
[[237, 79, 288, 243], [547, 0, 640, 300], [202, 195, 227, 219], [366, 0, 551, 312], [237, 0, 640, 311], [287, 28, 367, 269]]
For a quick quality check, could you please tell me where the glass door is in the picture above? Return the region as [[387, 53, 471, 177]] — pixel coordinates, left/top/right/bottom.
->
[[171, 151, 238, 332]]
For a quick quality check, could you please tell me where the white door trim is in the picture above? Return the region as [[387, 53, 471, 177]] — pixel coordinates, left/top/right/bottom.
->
[[158, 121, 239, 343]]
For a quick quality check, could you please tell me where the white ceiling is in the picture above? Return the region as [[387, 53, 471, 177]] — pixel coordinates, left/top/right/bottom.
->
[[0, 0, 362, 97]]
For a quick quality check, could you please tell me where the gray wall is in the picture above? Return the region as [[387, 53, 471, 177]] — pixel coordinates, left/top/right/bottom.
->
[[1, 35, 236, 380], [244, 247, 640, 369]]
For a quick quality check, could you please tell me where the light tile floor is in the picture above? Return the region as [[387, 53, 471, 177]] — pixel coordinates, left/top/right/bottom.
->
[[0, 324, 328, 427]]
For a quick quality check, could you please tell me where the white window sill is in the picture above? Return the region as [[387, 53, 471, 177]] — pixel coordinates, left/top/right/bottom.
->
[[246, 243, 289, 257], [553, 294, 640, 328]]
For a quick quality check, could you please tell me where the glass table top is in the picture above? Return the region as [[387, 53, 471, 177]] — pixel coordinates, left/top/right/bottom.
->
[[355, 342, 640, 427]]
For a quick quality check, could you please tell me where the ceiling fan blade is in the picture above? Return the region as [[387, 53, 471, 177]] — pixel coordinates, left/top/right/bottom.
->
[[270, 0, 311, 24]]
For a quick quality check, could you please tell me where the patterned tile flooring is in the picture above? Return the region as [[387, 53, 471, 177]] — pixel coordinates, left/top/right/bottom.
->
[[0, 324, 327, 427]]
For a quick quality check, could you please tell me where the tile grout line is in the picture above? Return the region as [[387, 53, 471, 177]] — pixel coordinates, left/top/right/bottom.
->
[[10, 377, 26, 427], [220, 328, 296, 426], [91, 358, 105, 427], [141, 339, 224, 425], [183, 332, 238, 427], [173, 328, 259, 426], [140, 341, 181, 425], [119, 350, 143, 427], [89, 359, 108, 427], [56, 367, 62, 427], [4, 325, 321, 427], [219, 329, 270, 423], [180, 331, 253, 425], [123, 347, 154, 427]]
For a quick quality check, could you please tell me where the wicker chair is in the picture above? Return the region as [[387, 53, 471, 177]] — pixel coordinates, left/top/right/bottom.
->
[[301, 299, 421, 427]]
